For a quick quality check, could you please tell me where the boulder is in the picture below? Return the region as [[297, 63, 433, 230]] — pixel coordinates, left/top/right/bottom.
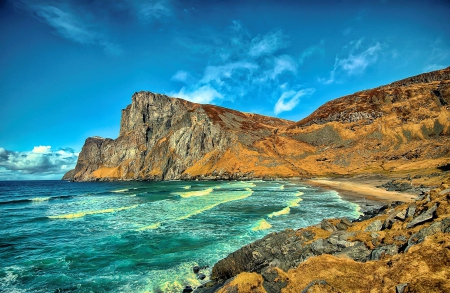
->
[[370, 244, 399, 260], [321, 219, 337, 232], [407, 221, 442, 248], [365, 220, 383, 232], [336, 242, 371, 261], [406, 204, 438, 228]]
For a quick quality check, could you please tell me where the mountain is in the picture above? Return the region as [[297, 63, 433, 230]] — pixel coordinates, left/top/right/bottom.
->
[[63, 67, 450, 181]]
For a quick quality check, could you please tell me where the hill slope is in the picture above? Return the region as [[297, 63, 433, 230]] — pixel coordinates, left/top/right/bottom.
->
[[63, 67, 450, 181]]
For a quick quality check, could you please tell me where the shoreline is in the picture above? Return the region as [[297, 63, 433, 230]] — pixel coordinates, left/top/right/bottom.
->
[[304, 177, 417, 203]]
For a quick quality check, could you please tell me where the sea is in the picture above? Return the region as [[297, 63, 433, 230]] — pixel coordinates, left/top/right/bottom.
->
[[0, 180, 365, 293]]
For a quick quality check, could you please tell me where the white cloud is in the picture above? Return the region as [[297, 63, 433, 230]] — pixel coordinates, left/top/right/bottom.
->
[[274, 88, 315, 115], [172, 70, 190, 82], [0, 146, 78, 180], [171, 22, 308, 109], [12, 1, 122, 55], [171, 85, 223, 104], [249, 30, 288, 58], [200, 61, 259, 84], [134, 0, 172, 23], [320, 41, 382, 84], [32, 146, 51, 153], [271, 55, 297, 79]]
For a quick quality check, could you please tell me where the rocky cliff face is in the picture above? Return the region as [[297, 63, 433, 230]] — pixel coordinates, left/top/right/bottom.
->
[[64, 66, 450, 181]]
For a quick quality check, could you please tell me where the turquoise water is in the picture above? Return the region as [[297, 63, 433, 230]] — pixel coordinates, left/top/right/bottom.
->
[[0, 180, 361, 293]]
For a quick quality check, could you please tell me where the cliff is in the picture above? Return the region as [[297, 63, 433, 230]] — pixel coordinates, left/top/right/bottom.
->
[[64, 66, 450, 181]]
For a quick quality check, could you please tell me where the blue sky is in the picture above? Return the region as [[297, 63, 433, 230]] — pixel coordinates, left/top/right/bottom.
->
[[1, 0, 450, 180]]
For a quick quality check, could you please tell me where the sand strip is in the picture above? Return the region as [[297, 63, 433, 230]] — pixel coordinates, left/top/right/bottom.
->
[[306, 178, 417, 203]]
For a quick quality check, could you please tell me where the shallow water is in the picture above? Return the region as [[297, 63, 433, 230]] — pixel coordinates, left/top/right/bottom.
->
[[0, 180, 361, 293]]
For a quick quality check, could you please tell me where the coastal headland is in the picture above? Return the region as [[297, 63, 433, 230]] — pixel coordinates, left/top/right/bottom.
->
[[63, 67, 450, 292]]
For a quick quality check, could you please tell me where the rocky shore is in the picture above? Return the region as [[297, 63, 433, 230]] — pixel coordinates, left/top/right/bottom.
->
[[186, 180, 450, 293]]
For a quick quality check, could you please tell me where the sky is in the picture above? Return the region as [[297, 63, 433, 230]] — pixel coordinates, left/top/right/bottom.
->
[[1, 0, 450, 180]]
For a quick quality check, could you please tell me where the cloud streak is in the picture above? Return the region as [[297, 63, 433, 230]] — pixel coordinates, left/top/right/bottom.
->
[[0, 146, 78, 180], [170, 22, 314, 114], [320, 40, 382, 84]]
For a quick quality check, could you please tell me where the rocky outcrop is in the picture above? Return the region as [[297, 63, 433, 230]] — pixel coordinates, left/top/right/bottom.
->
[[66, 92, 293, 181], [64, 66, 450, 181], [196, 184, 450, 293]]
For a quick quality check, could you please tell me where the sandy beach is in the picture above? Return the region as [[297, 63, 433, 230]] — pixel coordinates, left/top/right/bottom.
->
[[305, 177, 417, 203]]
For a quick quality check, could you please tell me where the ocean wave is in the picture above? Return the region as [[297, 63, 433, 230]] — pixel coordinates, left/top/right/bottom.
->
[[31, 197, 50, 202], [175, 188, 214, 198], [48, 204, 138, 219], [268, 197, 302, 218], [136, 222, 161, 231], [251, 219, 272, 231]]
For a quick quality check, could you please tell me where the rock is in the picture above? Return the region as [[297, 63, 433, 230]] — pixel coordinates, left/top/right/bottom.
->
[[311, 238, 340, 255], [340, 217, 353, 227], [336, 222, 349, 230], [261, 267, 287, 293], [406, 203, 438, 228], [370, 244, 399, 260], [320, 219, 337, 232], [396, 283, 408, 293], [182, 285, 193, 293], [406, 204, 416, 218], [336, 242, 371, 261], [441, 218, 450, 233], [394, 210, 407, 221], [193, 266, 201, 274], [300, 279, 336, 293], [365, 220, 383, 232], [407, 221, 442, 247], [198, 273, 206, 280]]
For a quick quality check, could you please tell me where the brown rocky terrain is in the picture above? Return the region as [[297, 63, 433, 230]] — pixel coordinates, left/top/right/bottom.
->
[[193, 183, 450, 293], [63, 66, 450, 182]]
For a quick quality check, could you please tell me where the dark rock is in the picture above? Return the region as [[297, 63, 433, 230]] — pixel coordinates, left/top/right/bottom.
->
[[261, 267, 287, 293], [365, 220, 382, 232], [396, 283, 408, 293], [211, 229, 303, 281], [193, 266, 201, 274], [320, 219, 337, 232], [198, 273, 206, 280], [406, 203, 438, 228], [182, 285, 193, 293], [370, 244, 398, 260]]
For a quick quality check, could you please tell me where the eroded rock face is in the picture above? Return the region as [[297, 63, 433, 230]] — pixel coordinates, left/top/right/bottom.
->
[[66, 92, 292, 181]]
